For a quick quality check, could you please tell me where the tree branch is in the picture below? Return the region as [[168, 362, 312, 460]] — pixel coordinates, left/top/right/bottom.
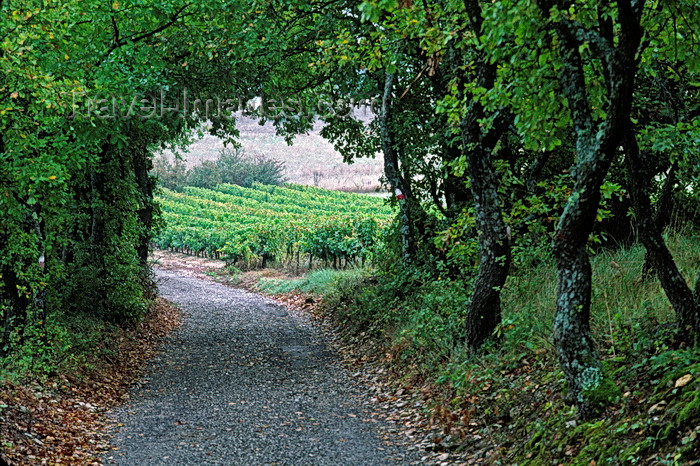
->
[[110, 14, 121, 47], [97, 3, 192, 67]]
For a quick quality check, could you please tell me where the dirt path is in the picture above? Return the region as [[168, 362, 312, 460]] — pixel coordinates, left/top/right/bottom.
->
[[102, 268, 421, 465]]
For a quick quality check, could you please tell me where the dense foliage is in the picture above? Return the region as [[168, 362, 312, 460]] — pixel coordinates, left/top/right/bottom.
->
[[0, 0, 698, 449], [153, 147, 287, 191]]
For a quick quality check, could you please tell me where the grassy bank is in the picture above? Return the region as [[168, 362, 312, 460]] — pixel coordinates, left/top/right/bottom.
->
[[245, 235, 700, 464]]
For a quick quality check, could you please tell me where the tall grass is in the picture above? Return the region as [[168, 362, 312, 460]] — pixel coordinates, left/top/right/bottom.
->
[[501, 233, 699, 356], [257, 268, 364, 296], [257, 232, 700, 463]]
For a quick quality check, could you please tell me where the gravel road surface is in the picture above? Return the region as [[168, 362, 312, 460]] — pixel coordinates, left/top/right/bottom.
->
[[102, 268, 420, 465]]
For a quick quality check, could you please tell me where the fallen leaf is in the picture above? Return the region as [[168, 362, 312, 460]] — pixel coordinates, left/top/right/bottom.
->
[[648, 401, 667, 415], [675, 374, 692, 388]]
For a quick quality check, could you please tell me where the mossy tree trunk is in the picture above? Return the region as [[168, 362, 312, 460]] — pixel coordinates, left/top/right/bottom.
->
[[460, 84, 511, 351], [460, 0, 512, 350], [537, 0, 645, 417]]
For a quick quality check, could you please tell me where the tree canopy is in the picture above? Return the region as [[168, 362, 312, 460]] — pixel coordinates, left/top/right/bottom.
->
[[1, 0, 698, 420]]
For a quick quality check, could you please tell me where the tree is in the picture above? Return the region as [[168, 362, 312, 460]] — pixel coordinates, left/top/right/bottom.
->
[[530, 0, 646, 417], [0, 0, 238, 357], [624, 4, 700, 336]]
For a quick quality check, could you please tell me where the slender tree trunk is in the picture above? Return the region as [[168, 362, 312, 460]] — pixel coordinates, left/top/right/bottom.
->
[[132, 142, 155, 269], [641, 162, 678, 279], [459, 0, 512, 350], [525, 150, 552, 194], [460, 95, 511, 350], [539, 0, 645, 417], [30, 206, 47, 344], [379, 70, 416, 264], [623, 132, 700, 334], [443, 140, 471, 219]]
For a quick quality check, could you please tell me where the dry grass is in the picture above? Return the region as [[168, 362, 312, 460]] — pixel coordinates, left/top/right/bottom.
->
[[157, 115, 385, 193]]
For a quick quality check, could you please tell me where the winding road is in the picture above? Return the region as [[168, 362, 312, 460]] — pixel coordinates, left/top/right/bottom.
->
[[102, 268, 420, 465]]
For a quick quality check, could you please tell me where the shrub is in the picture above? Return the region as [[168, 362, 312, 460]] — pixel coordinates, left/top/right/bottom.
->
[[152, 156, 187, 191], [152, 148, 286, 190], [217, 147, 286, 187], [186, 160, 223, 189]]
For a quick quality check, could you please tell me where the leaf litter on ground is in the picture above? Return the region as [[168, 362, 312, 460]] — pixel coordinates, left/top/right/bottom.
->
[[0, 298, 182, 465]]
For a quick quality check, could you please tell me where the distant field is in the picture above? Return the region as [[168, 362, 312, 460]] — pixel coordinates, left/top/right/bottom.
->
[[156, 115, 385, 193], [154, 183, 393, 269]]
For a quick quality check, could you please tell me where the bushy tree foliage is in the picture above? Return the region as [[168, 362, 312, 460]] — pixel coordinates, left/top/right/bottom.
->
[[0, 0, 240, 360], [152, 148, 286, 190], [255, 0, 699, 417], [1, 0, 697, 421]]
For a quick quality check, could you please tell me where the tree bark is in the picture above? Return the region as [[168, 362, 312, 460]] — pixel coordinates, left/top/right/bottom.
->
[[623, 131, 700, 334], [443, 139, 471, 219], [641, 162, 678, 279], [132, 141, 155, 268], [379, 70, 416, 264], [538, 0, 645, 417], [460, 91, 511, 350], [460, 0, 512, 350]]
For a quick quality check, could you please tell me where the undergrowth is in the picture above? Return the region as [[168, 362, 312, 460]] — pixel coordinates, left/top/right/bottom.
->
[[0, 299, 181, 463], [268, 234, 700, 464], [0, 311, 125, 383], [256, 268, 363, 296]]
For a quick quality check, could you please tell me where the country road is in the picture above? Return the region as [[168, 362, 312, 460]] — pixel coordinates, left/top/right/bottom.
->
[[102, 268, 421, 465]]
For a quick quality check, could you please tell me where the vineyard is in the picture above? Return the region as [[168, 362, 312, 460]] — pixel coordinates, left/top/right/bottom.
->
[[154, 183, 394, 269]]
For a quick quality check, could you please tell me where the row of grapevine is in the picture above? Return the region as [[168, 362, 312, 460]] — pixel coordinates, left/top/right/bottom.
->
[[154, 183, 394, 269]]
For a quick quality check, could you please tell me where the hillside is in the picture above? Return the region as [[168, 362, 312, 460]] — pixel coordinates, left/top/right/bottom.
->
[[156, 115, 385, 193], [154, 183, 393, 269]]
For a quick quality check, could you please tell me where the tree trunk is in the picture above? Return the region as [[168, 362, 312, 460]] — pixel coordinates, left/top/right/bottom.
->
[[539, 0, 645, 417], [623, 132, 700, 334], [132, 141, 155, 269], [443, 140, 471, 219], [379, 70, 416, 264], [460, 95, 511, 350], [641, 162, 678, 279], [552, 201, 603, 419], [460, 0, 512, 350], [29, 206, 47, 344]]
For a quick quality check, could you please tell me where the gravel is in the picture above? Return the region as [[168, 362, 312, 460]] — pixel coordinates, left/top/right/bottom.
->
[[102, 268, 421, 465]]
